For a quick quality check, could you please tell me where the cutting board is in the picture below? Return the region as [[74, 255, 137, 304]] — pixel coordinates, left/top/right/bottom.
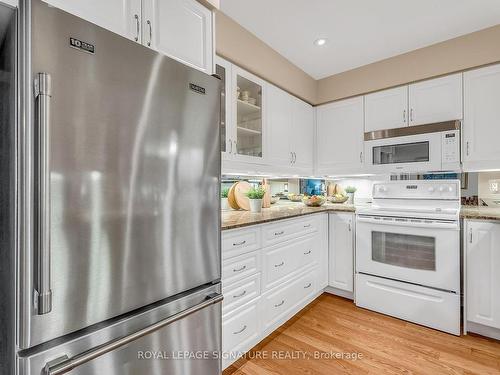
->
[[234, 181, 251, 211], [228, 183, 240, 210]]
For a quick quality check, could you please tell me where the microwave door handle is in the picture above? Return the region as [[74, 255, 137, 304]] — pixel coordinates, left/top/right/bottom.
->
[[34, 73, 52, 315], [43, 293, 224, 375]]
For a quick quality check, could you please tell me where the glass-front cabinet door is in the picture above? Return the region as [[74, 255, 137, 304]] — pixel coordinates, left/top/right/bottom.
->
[[232, 66, 265, 163], [215, 57, 233, 160]]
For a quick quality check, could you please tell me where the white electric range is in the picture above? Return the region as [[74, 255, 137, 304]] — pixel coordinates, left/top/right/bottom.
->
[[355, 180, 461, 335]]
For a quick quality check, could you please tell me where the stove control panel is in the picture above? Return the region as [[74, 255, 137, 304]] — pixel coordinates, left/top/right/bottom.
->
[[373, 180, 460, 200]]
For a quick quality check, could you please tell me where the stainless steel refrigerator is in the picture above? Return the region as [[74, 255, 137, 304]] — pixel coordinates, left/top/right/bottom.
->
[[1, 1, 222, 374]]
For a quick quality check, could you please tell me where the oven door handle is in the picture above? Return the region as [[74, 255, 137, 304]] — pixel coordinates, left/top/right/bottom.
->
[[356, 215, 459, 230]]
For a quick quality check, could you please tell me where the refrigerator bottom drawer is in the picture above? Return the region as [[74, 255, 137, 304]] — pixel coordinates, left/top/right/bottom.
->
[[355, 273, 460, 335], [20, 285, 222, 375]]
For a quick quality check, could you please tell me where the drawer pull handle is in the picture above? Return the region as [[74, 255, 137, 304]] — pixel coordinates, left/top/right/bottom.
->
[[304, 283, 312, 289], [274, 231, 284, 236], [303, 224, 311, 228], [233, 290, 247, 299], [274, 300, 285, 308], [303, 250, 311, 255], [233, 265, 247, 273], [233, 325, 247, 335], [274, 261, 284, 268], [233, 240, 246, 246]]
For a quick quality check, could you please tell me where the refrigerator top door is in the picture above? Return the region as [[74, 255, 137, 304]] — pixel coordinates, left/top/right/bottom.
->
[[21, 0, 220, 348]]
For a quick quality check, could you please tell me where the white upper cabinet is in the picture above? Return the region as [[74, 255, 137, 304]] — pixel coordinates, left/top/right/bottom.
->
[[408, 73, 463, 126], [463, 64, 500, 171], [215, 57, 233, 161], [291, 97, 314, 173], [267, 85, 292, 169], [316, 97, 364, 176], [143, 0, 213, 74], [44, 0, 213, 74], [466, 221, 500, 330], [43, 0, 142, 41], [364, 86, 408, 132], [329, 213, 354, 293]]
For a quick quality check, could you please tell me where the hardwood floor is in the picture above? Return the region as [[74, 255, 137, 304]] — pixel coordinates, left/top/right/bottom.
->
[[223, 293, 500, 375]]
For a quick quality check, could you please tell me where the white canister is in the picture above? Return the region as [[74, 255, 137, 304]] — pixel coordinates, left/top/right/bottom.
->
[[346, 192, 355, 205], [248, 199, 263, 213]]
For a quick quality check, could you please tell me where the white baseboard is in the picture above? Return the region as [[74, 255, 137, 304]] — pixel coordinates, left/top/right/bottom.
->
[[466, 321, 500, 341], [324, 286, 354, 300]]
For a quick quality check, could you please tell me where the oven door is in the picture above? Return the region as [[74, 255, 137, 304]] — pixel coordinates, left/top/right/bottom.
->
[[356, 215, 460, 292], [364, 132, 442, 173]]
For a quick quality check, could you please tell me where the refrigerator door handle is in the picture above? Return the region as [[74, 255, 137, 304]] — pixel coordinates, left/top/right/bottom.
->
[[43, 293, 224, 375], [34, 72, 53, 315]]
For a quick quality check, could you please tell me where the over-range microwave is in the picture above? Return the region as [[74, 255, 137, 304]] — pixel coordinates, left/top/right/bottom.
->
[[364, 121, 461, 173]]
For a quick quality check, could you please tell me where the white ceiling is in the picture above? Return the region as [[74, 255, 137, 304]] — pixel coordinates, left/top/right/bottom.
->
[[220, 0, 500, 79]]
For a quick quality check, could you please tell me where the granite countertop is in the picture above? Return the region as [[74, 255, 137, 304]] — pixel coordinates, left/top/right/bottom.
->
[[460, 206, 500, 221], [221, 202, 500, 230], [221, 202, 356, 230]]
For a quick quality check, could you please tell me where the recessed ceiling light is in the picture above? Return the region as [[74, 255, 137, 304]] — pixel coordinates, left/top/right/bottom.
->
[[314, 38, 327, 46]]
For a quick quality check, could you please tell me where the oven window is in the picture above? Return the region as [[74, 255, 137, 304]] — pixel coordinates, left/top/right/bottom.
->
[[372, 141, 429, 165], [372, 231, 436, 271]]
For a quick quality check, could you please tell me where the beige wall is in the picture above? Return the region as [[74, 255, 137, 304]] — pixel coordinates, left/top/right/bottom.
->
[[216, 12, 500, 106], [317, 24, 500, 104], [215, 11, 317, 104]]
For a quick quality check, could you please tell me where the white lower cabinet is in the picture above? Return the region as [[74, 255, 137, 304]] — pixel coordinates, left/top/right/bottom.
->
[[465, 220, 500, 338], [328, 212, 354, 295], [221, 214, 327, 370]]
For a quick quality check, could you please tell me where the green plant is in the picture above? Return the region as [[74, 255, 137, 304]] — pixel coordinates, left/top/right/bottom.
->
[[221, 188, 230, 198], [245, 186, 266, 200], [344, 186, 357, 194]]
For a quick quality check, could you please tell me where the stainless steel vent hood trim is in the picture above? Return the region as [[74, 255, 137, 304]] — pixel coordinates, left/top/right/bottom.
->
[[364, 120, 461, 141]]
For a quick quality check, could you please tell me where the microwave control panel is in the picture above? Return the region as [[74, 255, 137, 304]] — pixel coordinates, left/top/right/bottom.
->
[[441, 130, 460, 167]]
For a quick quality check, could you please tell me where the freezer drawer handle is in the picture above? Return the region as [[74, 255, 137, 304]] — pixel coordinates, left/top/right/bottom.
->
[[34, 72, 53, 315], [43, 293, 224, 375]]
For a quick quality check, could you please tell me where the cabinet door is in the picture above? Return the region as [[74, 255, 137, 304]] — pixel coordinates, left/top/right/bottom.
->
[[466, 221, 500, 329], [329, 213, 354, 292], [266, 84, 292, 170], [364, 86, 408, 132], [316, 97, 364, 175], [463, 64, 500, 170], [409, 73, 463, 126], [143, 0, 213, 74], [291, 96, 314, 173], [43, 0, 142, 41], [231, 66, 266, 164], [215, 56, 233, 161]]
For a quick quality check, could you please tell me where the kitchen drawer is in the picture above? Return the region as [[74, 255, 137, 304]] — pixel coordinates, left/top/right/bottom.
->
[[222, 226, 261, 259], [222, 250, 261, 285], [356, 273, 460, 335], [261, 269, 316, 332], [262, 215, 319, 247], [223, 273, 261, 314], [222, 300, 260, 360], [263, 235, 317, 290]]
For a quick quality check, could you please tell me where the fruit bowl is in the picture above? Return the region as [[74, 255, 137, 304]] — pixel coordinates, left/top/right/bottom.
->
[[327, 195, 349, 204], [287, 193, 304, 202], [270, 196, 280, 204], [302, 195, 326, 207]]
